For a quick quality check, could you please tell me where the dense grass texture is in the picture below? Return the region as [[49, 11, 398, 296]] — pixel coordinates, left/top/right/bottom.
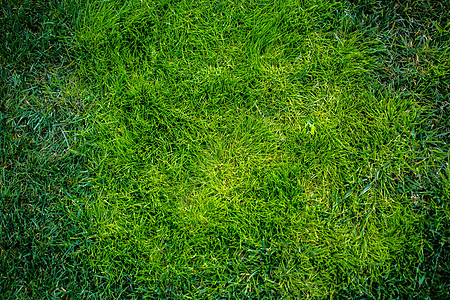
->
[[340, 1, 450, 297], [1, 0, 449, 298], [0, 1, 98, 298], [74, 0, 449, 298]]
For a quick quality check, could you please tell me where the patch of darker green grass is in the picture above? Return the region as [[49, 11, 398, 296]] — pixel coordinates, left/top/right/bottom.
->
[[0, 1, 99, 298], [339, 0, 450, 298]]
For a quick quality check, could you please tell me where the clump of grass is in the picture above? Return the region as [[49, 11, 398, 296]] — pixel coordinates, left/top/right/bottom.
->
[[75, 0, 449, 297]]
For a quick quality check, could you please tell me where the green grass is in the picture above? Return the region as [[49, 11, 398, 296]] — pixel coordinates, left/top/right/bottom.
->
[[0, 1, 96, 298], [1, 0, 449, 298]]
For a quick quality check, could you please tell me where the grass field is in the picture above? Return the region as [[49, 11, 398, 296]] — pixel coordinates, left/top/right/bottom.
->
[[1, 0, 449, 298]]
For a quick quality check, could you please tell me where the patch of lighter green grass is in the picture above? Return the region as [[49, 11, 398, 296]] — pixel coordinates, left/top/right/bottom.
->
[[76, 0, 430, 297]]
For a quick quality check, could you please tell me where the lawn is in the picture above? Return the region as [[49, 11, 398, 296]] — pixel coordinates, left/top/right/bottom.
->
[[1, 0, 449, 298]]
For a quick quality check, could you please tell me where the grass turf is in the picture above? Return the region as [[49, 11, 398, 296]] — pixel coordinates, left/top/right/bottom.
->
[[0, 1, 98, 298], [1, 0, 449, 298], [74, 0, 449, 298]]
